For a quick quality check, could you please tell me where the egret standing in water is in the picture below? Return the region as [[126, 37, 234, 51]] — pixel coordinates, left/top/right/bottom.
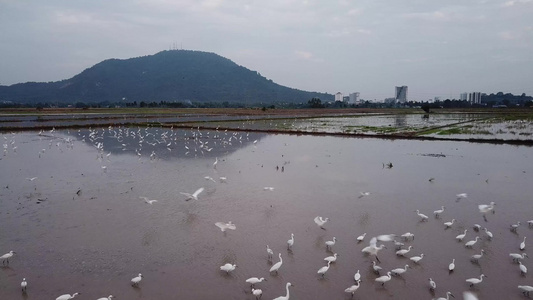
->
[[1, 250, 15, 265], [266, 245, 274, 260], [410, 253, 424, 264], [251, 288, 262, 299], [354, 270, 361, 281], [273, 282, 292, 300], [372, 261, 382, 274], [21, 278, 27, 293], [456, 230, 468, 241], [483, 228, 493, 240], [518, 285, 533, 297], [519, 261, 527, 275], [435, 291, 455, 300], [97, 296, 114, 300], [449, 259, 455, 272], [510, 252, 528, 262], [131, 273, 143, 286], [465, 274, 486, 287], [287, 233, 294, 250], [246, 277, 266, 288], [317, 261, 332, 278], [56, 293, 80, 300], [465, 237, 480, 248], [345, 280, 361, 298], [325, 237, 337, 250], [375, 272, 392, 286], [391, 265, 410, 276], [356, 233, 366, 242], [415, 210, 429, 221], [429, 278, 437, 291], [270, 253, 283, 274], [434, 206, 445, 217], [520, 237, 526, 250], [324, 253, 338, 263], [220, 263, 237, 274]]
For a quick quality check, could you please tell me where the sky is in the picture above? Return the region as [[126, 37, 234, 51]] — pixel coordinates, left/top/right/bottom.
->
[[1, 0, 532, 101]]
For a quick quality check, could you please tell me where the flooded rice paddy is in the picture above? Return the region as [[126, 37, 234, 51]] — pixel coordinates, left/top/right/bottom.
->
[[1, 126, 533, 299]]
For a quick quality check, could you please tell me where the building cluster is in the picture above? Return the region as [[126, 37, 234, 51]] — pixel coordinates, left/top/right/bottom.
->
[[335, 92, 360, 105], [460, 92, 481, 104]]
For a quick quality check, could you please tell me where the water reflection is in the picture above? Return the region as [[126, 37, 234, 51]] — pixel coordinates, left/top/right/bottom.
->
[[68, 126, 267, 160]]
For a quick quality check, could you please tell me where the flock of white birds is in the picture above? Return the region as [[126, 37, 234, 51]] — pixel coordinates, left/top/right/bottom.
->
[[2, 125, 533, 300]]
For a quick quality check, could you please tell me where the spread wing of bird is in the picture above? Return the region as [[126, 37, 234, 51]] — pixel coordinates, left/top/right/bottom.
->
[[192, 187, 204, 198]]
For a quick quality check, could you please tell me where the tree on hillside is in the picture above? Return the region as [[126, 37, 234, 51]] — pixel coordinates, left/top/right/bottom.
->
[[308, 98, 324, 108]]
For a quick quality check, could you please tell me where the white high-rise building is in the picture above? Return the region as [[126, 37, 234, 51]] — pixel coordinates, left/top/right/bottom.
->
[[395, 86, 408, 103], [349, 92, 360, 104], [460, 93, 468, 101], [335, 92, 343, 102], [468, 92, 481, 104]]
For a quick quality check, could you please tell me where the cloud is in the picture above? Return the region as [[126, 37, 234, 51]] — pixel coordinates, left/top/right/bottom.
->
[[357, 29, 372, 35], [402, 10, 451, 22], [294, 50, 313, 60], [502, 0, 532, 7]]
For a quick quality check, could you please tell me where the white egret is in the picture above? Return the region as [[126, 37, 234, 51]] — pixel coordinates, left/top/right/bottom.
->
[[354, 270, 361, 281], [56, 293, 80, 300], [246, 277, 266, 288], [362, 240, 386, 262], [215, 221, 236, 232], [519, 285, 533, 297], [263, 187, 275, 191], [510, 252, 528, 262], [520, 237, 526, 250], [204, 176, 216, 183], [449, 259, 455, 272], [375, 272, 392, 286], [462, 291, 479, 300], [358, 192, 370, 198], [1, 250, 15, 264], [213, 157, 218, 169], [372, 261, 382, 274], [180, 187, 204, 201], [456, 193, 468, 199], [317, 261, 332, 277], [473, 224, 482, 231], [324, 253, 338, 263], [465, 274, 486, 287], [471, 249, 485, 262], [26, 177, 37, 181], [434, 206, 445, 217], [251, 288, 262, 299], [139, 196, 158, 204], [131, 273, 143, 286], [511, 221, 521, 232], [266, 245, 274, 260], [478, 202, 495, 214], [273, 282, 292, 300], [394, 240, 405, 250], [219, 177, 227, 183], [465, 236, 480, 248], [519, 261, 528, 275], [325, 237, 337, 250], [97, 296, 114, 300], [314, 216, 329, 230], [415, 209, 429, 221], [345, 280, 361, 297], [287, 233, 294, 250], [220, 263, 237, 273], [444, 219, 455, 228], [396, 245, 413, 256], [356, 233, 366, 242], [483, 228, 493, 240], [410, 253, 424, 264], [456, 230, 468, 241], [528, 220, 533, 227], [270, 253, 283, 273], [21, 278, 27, 292], [429, 278, 436, 291], [391, 265, 410, 276], [435, 291, 455, 300], [401, 232, 415, 241]]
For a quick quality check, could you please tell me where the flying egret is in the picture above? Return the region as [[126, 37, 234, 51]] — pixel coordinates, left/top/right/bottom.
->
[[465, 236, 480, 248], [180, 187, 204, 201], [26, 177, 37, 181], [456, 193, 468, 199], [266, 245, 274, 260], [314, 216, 329, 230], [1, 250, 15, 264], [287, 233, 295, 250], [444, 219, 455, 228], [449, 259, 455, 272], [519, 261, 528, 275], [97, 296, 114, 300], [456, 230, 468, 241], [139, 196, 158, 204], [415, 210, 429, 221], [396, 246, 413, 256], [466, 274, 486, 287], [263, 187, 275, 191], [204, 176, 216, 183], [410, 253, 424, 264], [362, 238, 386, 262], [435, 291, 455, 300], [21, 278, 27, 292], [478, 202, 495, 214], [324, 253, 338, 263], [251, 288, 262, 300], [325, 237, 337, 250], [401, 232, 415, 241], [483, 228, 493, 240], [270, 253, 283, 274], [520, 237, 526, 250], [510, 252, 528, 262], [345, 280, 361, 297], [356, 233, 366, 242], [358, 192, 370, 198], [518, 285, 533, 297], [375, 272, 392, 286], [215, 221, 236, 232], [394, 240, 405, 250], [317, 261, 332, 277], [56, 293, 80, 300], [511, 221, 521, 232], [220, 263, 237, 273], [131, 273, 143, 286], [429, 278, 436, 291], [246, 277, 266, 288], [434, 206, 445, 217], [372, 261, 382, 274], [391, 265, 410, 276], [471, 249, 485, 262], [219, 177, 227, 183], [273, 282, 292, 300], [354, 270, 361, 282]]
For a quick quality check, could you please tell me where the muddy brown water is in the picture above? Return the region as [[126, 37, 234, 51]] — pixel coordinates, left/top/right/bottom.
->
[[1, 128, 532, 299]]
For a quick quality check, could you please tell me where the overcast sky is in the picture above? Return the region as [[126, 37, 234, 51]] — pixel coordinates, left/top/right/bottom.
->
[[1, 0, 532, 100]]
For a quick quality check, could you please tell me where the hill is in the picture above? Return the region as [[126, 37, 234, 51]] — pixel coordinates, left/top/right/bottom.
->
[[0, 50, 333, 105]]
